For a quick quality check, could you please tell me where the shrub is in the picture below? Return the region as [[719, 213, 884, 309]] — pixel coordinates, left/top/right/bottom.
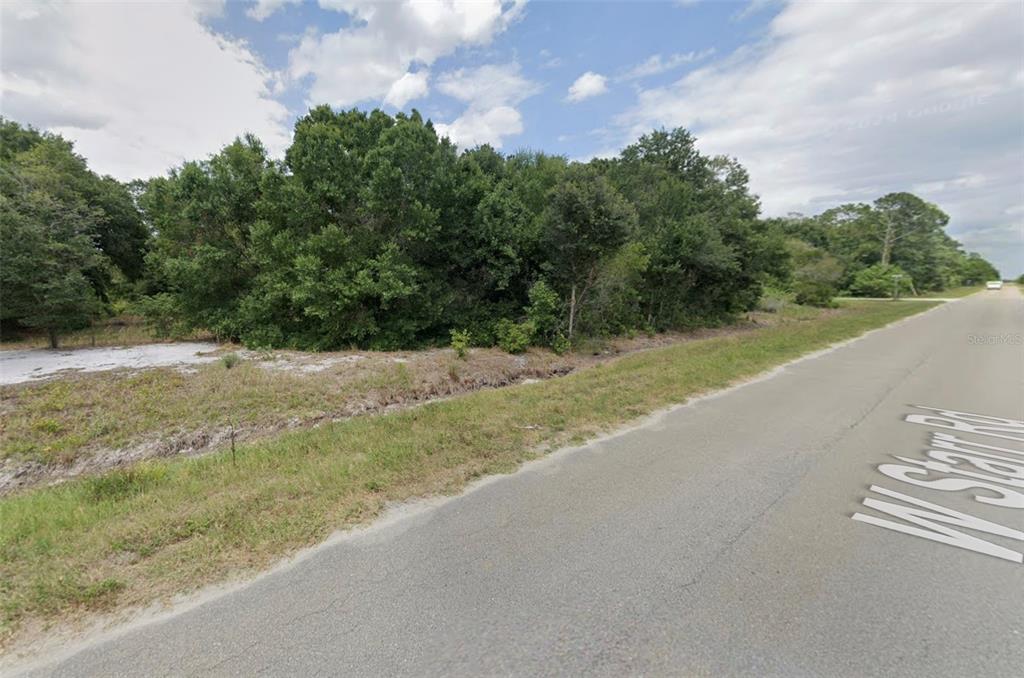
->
[[221, 353, 241, 369], [526, 280, 561, 344], [450, 329, 471, 359], [134, 293, 183, 339], [109, 298, 132, 316], [793, 281, 838, 308], [758, 286, 792, 313], [577, 241, 648, 337], [849, 264, 914, 298], [786, 240, 843, 307], [552, 333, 571, 355], [241, 325, 284, 351], [495, 319, 534, 354]]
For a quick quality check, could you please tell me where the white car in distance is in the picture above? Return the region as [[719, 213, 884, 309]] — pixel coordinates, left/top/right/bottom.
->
[[986, 280, 1003, 290]]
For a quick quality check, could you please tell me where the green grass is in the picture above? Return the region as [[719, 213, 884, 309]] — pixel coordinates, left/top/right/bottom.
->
[[923, 285, 983, 298], [837, 285, 985, 301], [0, 299, 938, 647], [0, 362, 332, 465]]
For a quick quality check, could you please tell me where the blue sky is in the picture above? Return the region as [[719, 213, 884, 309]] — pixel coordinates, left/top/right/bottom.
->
[[203, 0, 765, 161], [2, 1, 1022, 274]]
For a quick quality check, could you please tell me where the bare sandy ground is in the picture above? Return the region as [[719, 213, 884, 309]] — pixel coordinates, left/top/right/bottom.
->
[[0, 343, 222, 385]]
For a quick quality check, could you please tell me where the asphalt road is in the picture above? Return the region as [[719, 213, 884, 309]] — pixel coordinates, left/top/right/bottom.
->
[[19, 288, 1024, 677]]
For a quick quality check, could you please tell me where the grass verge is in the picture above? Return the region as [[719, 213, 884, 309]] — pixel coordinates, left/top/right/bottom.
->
[[924, 285, 983, 299], [0, 299, 939, 648]]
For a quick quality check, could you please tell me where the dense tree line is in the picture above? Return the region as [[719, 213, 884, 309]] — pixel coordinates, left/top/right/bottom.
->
[[0, 112, 1002, 349], [768, 193, 1000, 304], [131, 107, 787, 351], [0, 119, 148, 347]]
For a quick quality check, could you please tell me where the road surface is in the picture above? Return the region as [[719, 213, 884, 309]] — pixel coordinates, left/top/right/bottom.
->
[[17, 288, 1024, 676]]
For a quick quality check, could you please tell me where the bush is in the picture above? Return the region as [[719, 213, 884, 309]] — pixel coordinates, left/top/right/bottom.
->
[[526, 280, 561, 344], [220, 353, 241, 369], [450, 328, 471, 359], [134, 293, 183, 339], [552, 333, 571, 355], [758, 286, 792, 313], [793, 281, 837, 308], [109, 298, 133, 316], [241, 325, 284, 351], [849, 264, 914, 298], [577, 241, 648, 337], [494, 319, 534, 354], [785, 240, 843, 307]]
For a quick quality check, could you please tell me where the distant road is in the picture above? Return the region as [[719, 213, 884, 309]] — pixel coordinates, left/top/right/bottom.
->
[[20, 288, 1024, 677]]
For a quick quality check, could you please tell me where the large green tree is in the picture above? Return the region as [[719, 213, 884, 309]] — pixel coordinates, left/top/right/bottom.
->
[[798, 192, 997, 294], [609, 130, 786, 328], [1, 119, 148, 289], [1, 137, 104, 347], [139, 114, 791, 350], [540, 166, 637, 338]]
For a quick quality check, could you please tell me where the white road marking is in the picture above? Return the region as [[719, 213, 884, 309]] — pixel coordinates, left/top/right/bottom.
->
[[853, 485, 1024, 563], [853, 405, 1024, 562]]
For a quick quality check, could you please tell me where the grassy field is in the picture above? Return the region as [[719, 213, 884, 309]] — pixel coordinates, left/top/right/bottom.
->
[[0, 299, 938, 648]]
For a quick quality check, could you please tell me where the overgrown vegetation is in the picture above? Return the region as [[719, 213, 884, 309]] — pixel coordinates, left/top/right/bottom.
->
[[0, 120, 148, 348], [0, 115, 1000, 349], [0, 315, 213, 351], [0, 340, 588, 471], [0, 299, 937, 645], [135, 116, 788, 350], [769, 192, 1000, 302]]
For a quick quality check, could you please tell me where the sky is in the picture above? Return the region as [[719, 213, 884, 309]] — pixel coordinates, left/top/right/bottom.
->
[[1, 0, 1022, 275]]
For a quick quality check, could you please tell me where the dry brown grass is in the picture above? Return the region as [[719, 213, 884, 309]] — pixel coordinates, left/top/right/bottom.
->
[[0, 310, 820, 494]]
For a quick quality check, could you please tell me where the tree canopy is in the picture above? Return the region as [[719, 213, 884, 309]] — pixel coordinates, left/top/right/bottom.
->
[[770, 193, 999, 300], [131, 109, 790, 350], [0, 120, 147, 346], [0, 112, 1001, 349]]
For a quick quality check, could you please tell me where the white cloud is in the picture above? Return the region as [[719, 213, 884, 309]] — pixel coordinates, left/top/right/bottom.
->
[[0, 0, 290, 180], [437, 62, 540, 108], [289, 0, 525, 109], [383, 70, 431, 108], [435, 106, 523, 149], [188, 0, 228, 19], [434, 62, 540, 148], [246, 0, 301, 22], [566, 71, 608, 102], [614, 1, 1024, 275], [538, 48, 562, 69], [732, 0, 775, 22], [619, 49, 715, 81]]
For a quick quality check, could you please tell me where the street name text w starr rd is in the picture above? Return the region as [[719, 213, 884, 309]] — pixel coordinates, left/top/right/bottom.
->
[[853, 405, 1024, 563]]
